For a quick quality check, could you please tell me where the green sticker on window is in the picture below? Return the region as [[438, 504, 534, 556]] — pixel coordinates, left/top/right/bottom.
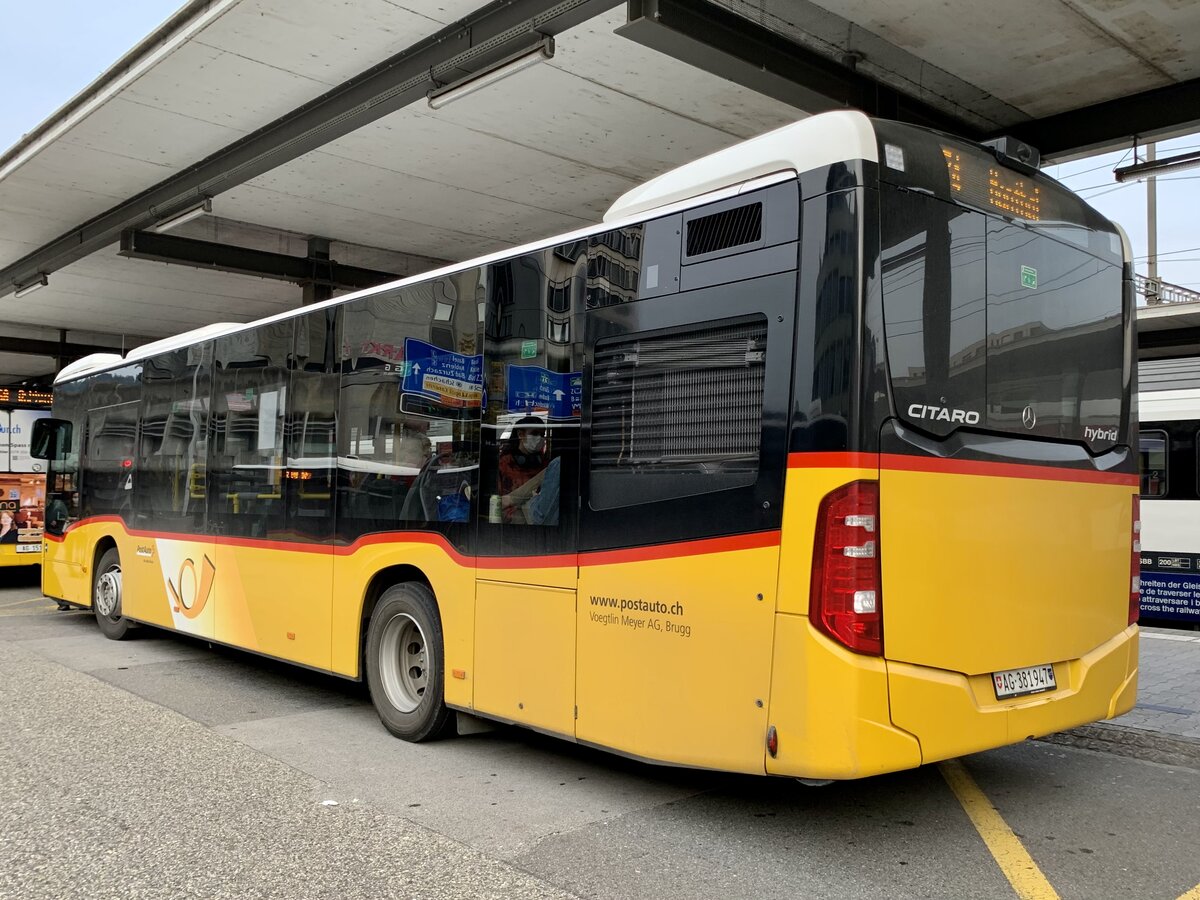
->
[[1021, 265, 1037, 289], [521, 340, 538, 359]]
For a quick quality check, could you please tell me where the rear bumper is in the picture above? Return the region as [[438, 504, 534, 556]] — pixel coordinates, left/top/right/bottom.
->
[[765, 616, 1137, 780], [0, 545, 42, 567], [887, 624, 1139, 766]]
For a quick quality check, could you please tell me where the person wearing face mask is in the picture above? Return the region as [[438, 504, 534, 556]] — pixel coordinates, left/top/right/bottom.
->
[[498, 417, 548, 524]]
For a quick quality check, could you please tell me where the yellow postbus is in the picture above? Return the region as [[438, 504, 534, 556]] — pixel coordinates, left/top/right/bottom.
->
[[33, 111, 1139, 779], [0, 389, 53, 568]]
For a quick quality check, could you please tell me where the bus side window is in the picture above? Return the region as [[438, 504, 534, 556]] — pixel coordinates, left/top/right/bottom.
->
[[1139, 429, 1168, 498]]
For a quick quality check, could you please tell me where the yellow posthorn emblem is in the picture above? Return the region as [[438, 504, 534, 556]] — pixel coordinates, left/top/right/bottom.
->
[[167, 555, 216, 619]]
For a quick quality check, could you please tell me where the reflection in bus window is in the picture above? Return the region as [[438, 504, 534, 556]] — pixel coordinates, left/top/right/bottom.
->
[[337, 278, 482, 536], [1140, 430, 1167, 498]]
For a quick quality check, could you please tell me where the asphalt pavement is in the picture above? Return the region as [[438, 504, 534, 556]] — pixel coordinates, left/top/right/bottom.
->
[[2, 568, 1199, 900]]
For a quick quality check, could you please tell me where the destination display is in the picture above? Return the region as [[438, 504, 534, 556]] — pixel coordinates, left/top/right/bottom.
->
[[942, 146, 1041, 221], [0, 388, 52, 409]]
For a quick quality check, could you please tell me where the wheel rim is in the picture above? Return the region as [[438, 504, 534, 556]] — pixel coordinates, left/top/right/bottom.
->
[[379, 613, 428, 714], [95, 565, 122, 619]]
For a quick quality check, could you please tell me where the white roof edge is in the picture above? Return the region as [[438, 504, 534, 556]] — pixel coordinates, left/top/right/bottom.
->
[[125, 322, 244, 363], [1112, 222, 1133, 266], [603, 110, 878, 223], [56, 354, 127, 385], [59, 114, 879, 385]]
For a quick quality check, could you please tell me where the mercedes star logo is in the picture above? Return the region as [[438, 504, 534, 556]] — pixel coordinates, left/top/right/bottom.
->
[[1022, 406, 1037, 429]]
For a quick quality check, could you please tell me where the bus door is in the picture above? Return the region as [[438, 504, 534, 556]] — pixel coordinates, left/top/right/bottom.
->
[[472, 250, 581, 739], [575, 199, 796, 773]]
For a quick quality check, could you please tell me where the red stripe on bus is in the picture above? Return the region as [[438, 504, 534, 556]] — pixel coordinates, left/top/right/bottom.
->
[[56, 516, 780, 568], [786, 451, 1138, 486], [787, 452, 877, 470], [580, 530, 780, 566]]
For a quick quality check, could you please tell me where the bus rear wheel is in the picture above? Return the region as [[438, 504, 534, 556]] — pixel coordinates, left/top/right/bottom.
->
[[365, 582, 453, 742], [93, 547, 135, 641]]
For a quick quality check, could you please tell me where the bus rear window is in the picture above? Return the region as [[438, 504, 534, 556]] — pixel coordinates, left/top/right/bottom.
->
[[881, 186, 1125, 448]]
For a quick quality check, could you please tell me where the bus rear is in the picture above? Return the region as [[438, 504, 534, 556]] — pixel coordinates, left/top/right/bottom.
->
[[769, 122, 1138, 779]]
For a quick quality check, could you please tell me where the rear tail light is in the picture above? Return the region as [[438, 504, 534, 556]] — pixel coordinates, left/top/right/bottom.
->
[[1130, 495, 1141, 626], [810, 481, 882, 655]]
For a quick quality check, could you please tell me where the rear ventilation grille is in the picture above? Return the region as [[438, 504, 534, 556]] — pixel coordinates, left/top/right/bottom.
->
[[592, 317, 767, 472], [686, 203, 763, 257]]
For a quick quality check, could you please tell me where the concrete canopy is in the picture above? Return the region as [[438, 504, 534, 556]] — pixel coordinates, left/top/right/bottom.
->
[[2, 0, 1197, 383]]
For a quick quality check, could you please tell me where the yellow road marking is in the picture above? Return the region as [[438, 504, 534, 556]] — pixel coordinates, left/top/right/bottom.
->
[[940, 759, 1060, 900], [1178, 884, 1200, 899]]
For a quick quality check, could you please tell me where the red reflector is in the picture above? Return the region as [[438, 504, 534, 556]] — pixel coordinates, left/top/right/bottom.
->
[[121, 459, 133, 469], [1130, 495, 1141, 626], [810, 480, 882, 655], [766, 725, 778, 758]]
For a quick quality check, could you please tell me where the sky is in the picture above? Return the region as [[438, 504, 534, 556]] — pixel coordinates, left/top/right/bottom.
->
[[0, 2, 183, 152], [1, 1, 1196, 294], [1046, 137, 1200, 293]]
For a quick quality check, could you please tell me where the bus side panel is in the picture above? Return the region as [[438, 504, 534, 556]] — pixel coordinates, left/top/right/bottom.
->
[[473, 579, 576, 737], [575, 542, 778, 774], [211, 542, 333, 671], [43, 529, 92, 604], [330, 537, 475, 709], [766, 614, 920, 779], [122, 535, 199, 630], [767, 459, 921, 779]]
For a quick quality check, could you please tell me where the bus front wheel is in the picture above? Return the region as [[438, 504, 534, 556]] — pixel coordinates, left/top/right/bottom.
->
[[365, 582, 453, 742], [93, 547, 135, 641]]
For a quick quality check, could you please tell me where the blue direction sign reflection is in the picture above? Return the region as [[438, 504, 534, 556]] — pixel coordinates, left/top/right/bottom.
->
[[507, 366, 582, 420], [402, 338, 483, 409]]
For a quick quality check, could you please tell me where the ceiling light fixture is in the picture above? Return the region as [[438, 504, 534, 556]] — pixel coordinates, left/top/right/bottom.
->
[[1114, 150, 1200, 183], [427, 37, 554, 110], [150, 197, 213, 233], [13, 274, 48, 298]]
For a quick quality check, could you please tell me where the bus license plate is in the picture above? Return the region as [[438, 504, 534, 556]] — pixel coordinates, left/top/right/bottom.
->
[[15, 543, 41, 554], [993, 664, 1056, 700]]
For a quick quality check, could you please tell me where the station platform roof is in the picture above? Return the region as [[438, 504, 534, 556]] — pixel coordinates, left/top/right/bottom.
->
[[3, 0, 1198, 383]]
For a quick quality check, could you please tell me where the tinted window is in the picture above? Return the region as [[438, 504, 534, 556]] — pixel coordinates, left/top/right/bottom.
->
[[80, 364, 142, 521], [479, 248, 581, 554], [286, 307, 339, 541], [338, 277, 481, 540], [208, 323, 292, 539], [986, 220, 1123, 446], [138, 346, 211, 533], [880, 186, 1126, 448], [586, 227, 643, 308], [881, 193, 986, 436], [1139, 430, 1167, 498], [46, 379, 86, 534]]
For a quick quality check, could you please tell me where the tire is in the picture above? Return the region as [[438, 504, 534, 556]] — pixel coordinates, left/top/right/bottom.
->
[[92, 547, 135, 641], [365, 582, 453, 742]]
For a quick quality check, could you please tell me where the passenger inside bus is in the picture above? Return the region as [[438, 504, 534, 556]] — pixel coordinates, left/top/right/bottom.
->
[[497, 417, 558, 525]]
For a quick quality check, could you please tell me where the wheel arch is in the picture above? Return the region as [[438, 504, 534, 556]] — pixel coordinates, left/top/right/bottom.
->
[[359, 564, 434, 679], [91, 535, 119, 599]]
